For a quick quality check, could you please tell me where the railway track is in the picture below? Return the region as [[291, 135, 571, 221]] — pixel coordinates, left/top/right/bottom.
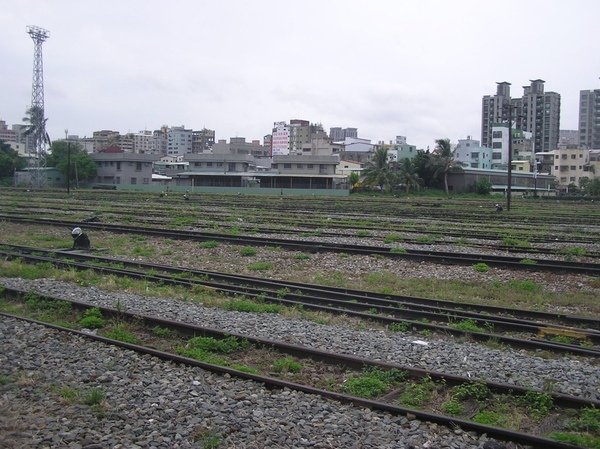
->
[[1, 287, 597, 449], [3, 208, 600, 259], [2, 243, 599, 356], [2, 215, 600, 275], [2, 198, 600, 245]]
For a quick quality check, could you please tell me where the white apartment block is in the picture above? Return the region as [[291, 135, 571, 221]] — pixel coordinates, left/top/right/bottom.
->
[[549, 148, 594, 187], [453, 136, 492, 169], [167, 126, 193, 156]]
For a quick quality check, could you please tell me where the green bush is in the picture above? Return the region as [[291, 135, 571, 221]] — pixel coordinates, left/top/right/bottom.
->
[[239, 246, 257, 257], [273, 356, 302, 373], [473, 263, 490, 273], [199, 240, 219, 249], [79, 307, 105, 329], [475, 179, 492, 195]]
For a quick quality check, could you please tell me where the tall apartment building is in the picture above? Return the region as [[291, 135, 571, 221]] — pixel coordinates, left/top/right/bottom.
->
[[92, 130, 121, 152], [329, 127, 357, 142], [514, 80, 560, 152], [192, 128, 215, 153], [579, 89, 600, 149], [481, 80, 560, 152], [167, 126, 193, 156], [481, 82, 511, 148]]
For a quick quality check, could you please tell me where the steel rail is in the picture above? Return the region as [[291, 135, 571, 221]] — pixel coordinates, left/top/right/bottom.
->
[[0, 310, 588, 449], [2, 215, 600, 275], [6, 243, 600, 334], [2, 247, 599, 357], [2, 205, 600, 246]]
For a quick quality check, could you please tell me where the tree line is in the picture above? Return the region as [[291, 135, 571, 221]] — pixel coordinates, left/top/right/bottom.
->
[[357, 138, 462, 195]]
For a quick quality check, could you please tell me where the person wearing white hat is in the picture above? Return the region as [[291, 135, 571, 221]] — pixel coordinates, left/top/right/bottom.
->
[[71, 227, 91, 250]]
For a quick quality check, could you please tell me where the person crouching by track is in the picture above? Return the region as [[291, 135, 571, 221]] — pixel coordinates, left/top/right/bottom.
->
[[71, 227, 91, 250]]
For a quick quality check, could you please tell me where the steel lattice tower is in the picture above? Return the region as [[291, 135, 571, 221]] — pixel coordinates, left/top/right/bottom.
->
[[26, 25, 50, 187]]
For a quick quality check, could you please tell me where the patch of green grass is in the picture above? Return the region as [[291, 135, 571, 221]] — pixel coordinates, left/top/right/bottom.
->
[[416, 235, 436, 244], [83, 388, 105, 406], [344, 368, 407, 399], [193, 429, 222, 449], [519, 258, 537, 265], [519, 390, 553, 421], [200, 240, 219, 249], [473, 410, 508, 427], [223, 299, 282, 314], [356, 230, 370, 237], [473, 262, 490, 273], [383, 233, 402, 244], [568, 406, 600, 433], [442, 399, 465, 415], [79, 307, 105, 329], [186, 336, 248, 353], [502, 237, 531, 248], [103, 323, 140, 344], [239, 246, 257, 257], [390, 247, 407, 254], [549, 334, 578, 345], [58, 386, 80, 403], [152, 326, 174, 338], [294, 252, 311, 260], [449, 318, 491, 333], [561, 246, 587, 257], [170, 216, 196, 227], [389, 322, 409, 332], [0, 375, 13, 385], [549, 432, 600, 449], [132, 245, 155, 257], [451, 382, 491, 402], [247, 262, 272, 271], [276, 288, 290, 299], [399, 375, 436, 407], [272, 356, 302, 374], [507, 279, 542, 292]]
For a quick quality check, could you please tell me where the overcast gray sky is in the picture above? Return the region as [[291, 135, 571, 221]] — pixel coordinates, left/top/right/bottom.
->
[[2, 0, 599, 150]]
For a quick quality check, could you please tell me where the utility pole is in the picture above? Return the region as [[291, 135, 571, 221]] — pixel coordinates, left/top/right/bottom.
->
[[65, 129, 71, 194], [506, 103, 513, 211]]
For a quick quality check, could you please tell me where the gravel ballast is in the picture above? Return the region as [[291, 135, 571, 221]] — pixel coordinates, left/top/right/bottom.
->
[[2, 276, 598, 402], [1, 315, 506, 449]]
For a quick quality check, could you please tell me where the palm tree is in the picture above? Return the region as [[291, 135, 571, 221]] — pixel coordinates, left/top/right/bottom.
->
[[22, 106, 51, 156], [429, 138, 459, 195], [397, 158, 422, 193], [362, 147, 392, 192]]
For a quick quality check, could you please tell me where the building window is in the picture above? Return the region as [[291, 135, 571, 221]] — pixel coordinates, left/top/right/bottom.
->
[[492, 142, 502, 149], [116, 161, 121, 170], [272, 164, 278, 169], [492, 131, 503, 138], [283, 163, 292, 169], [297, 164, 304, 169], [571, 154, 576, 159], [307, 164, 314, 169], [570, 177, 576, 182], [228, 163, 236, 171], [217, 162, 223, 167], [207, 162, 213, 167], [136, 162, 142, 171], [570, 166, 576, 170], [131, 177, 137, 184], [492, 153, 502, 160]]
